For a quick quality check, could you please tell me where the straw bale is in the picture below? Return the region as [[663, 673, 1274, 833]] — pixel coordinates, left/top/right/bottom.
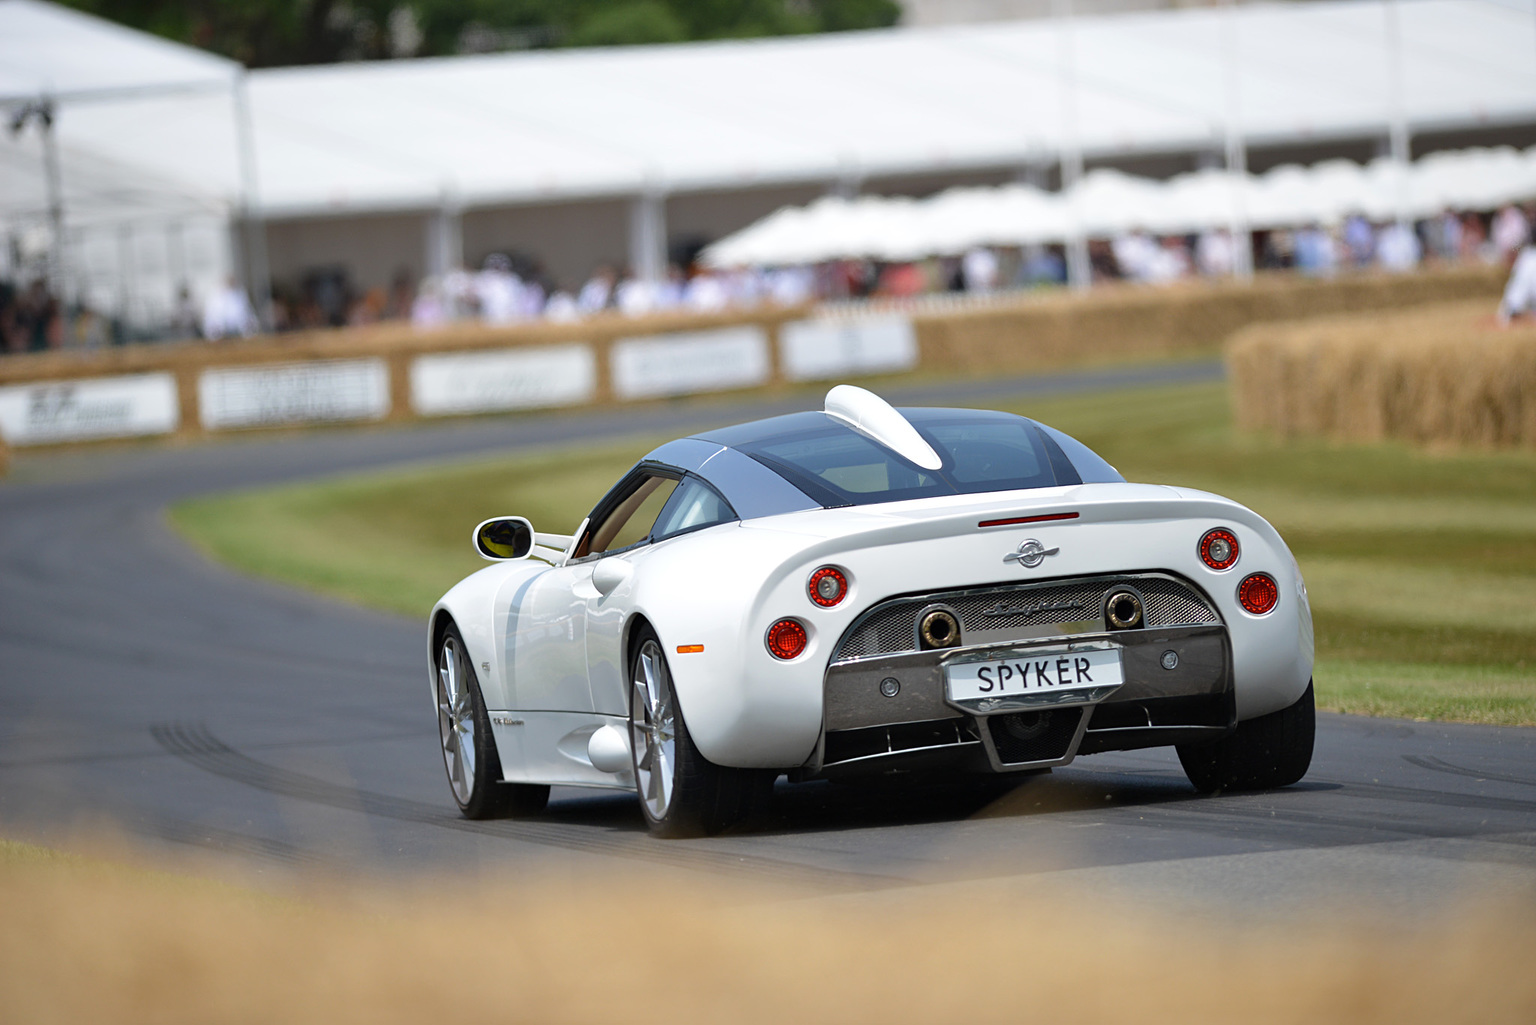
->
[[913, 265, 1502, 373], [1227, 299, 1536, 448]]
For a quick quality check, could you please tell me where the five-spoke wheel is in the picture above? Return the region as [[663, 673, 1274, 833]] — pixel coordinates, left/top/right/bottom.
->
[[627, 626, 771, 837], [435, 621, 549, 819]]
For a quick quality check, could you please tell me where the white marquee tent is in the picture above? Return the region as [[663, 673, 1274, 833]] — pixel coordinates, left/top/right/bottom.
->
[[701, 145, 1536, 265], [4, 0, 1536, 319], [0, 0, 249, 325], [24, 0, 1533, 218]]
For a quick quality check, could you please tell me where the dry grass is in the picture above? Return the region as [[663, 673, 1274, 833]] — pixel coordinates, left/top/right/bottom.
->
[[919, 265, 1502, 375], [1228, 300, 1536, 448], [3, 836, 1535, 1025]]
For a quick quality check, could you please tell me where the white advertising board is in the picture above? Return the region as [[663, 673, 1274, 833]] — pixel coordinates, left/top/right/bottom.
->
[[0, 373, 179, 446], [611, 326, 770, 400], [199, 359, 389, 430], [411, 345, 596, 416], [779, 315, 918, 381]]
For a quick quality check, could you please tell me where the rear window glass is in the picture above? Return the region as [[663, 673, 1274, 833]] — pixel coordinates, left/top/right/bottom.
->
[[725, 412, 1077, 507]]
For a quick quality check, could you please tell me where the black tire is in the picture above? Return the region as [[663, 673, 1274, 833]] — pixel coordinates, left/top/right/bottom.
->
[[1177, 680, 1315, 793], [435, 621, 550, 820], [627, 626, 772, 838]]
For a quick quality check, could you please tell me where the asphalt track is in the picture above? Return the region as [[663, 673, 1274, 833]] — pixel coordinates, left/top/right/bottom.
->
[[3, 361, 1534, 915]]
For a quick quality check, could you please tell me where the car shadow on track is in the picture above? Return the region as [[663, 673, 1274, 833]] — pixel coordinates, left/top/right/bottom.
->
[[538, 769, 1340, 839]]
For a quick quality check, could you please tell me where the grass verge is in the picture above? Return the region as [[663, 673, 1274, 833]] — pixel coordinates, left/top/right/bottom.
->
[[3, 836, 1534, 1025], [169, 380, 1536, 725]]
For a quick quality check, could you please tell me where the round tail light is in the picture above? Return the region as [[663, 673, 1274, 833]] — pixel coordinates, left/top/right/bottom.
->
[[1237, 573, 1279, 615], [808, 567, 848, 607], [766, 619, 808, 660], [1199, 528, 1239, 570]]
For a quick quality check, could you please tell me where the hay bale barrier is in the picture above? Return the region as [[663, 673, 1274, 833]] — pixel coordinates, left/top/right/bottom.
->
[[1227, 299, 1536, 448]]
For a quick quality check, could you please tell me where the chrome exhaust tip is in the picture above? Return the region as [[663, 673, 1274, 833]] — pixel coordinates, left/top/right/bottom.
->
[[918, 608, 962, 650], [1105, 590, 1145, 630]]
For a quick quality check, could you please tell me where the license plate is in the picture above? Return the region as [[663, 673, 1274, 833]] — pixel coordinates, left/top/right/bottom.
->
[[945, 644, 1124, 712]]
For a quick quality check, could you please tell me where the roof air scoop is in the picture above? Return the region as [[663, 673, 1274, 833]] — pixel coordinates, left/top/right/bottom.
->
[[824, 385, 943, 470]]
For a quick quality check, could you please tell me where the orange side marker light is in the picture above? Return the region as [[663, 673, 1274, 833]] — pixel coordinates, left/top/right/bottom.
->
[[676, 644, 705, 654]]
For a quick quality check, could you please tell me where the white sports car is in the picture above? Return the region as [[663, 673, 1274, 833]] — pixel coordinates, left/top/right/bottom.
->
[[429, 385, 1315, 836]]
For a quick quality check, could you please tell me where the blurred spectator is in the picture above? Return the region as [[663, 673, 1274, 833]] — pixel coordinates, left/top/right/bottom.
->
[[1375, 221, 1422, 272], [1457, 212, 1489, 262], [476, 253, 525, 324], [655, 265, 686, 310], [961, 247, 1000, 293], [168, 284, 201, 340], [67, 304, 108, 350], [615, 273, 656, 316], [877, 262, 925, 297], [1111, 230, 1158, 282], [577, 265, 616, 314], [1017, 245, 1066, 286], [1146, 237, 1191, 283], [1342, 214, 1375, 267], [411, 276, 449, 329], [1496, 240, 1536, 325], [1195, 229, 1235, 278], [1294, 225, 1338, 277], [202, 277, 258, 339], [1424, 210, 1463, 264], [1491, 204, 1531, 260], [544, 289, 579, 322], [684, 271, 729, 312], [767, 265, 816, 306], [385, 269, 416, 320]]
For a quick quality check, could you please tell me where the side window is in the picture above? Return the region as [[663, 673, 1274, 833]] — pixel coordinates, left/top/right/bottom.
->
[[585, 475, 680, 556], [651, 478, 736, 541]]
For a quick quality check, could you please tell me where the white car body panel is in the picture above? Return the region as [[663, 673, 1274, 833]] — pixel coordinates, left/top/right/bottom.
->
[[429, 397, 1313, 791]]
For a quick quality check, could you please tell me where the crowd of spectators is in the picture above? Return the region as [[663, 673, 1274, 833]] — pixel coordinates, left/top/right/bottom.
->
[[4, 201, 1533, 355]]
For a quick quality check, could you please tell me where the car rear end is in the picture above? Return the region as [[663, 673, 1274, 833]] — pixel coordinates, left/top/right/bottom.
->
[[728, 483, 1312, 781]]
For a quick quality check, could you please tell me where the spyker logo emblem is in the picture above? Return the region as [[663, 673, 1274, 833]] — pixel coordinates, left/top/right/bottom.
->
[[1004, 538, 1060, 568]]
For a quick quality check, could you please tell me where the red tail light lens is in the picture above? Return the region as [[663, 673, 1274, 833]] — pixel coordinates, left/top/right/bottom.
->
[[1237, 573, 1279, 615], [808, 567, 848, 607], [766, 619, 808, 660], [1199, 528, 1240, 570]]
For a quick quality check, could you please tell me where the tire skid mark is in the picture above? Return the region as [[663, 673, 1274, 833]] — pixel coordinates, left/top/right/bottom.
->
[[151, 721, 902, 891], [1403, 754, 1536, 789], [144, 817, 332, 867]]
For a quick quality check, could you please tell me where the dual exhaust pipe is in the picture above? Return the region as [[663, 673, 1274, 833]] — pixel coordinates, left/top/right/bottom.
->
[[916, 588, 1145, 651]]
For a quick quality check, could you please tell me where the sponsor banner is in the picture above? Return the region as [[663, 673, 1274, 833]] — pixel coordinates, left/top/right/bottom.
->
[[611, 326, 770, 400], [779, 315, 918, 381], [200, 359, 389, 430], [0, 373, 179, 446], [411, 345, 596, 416]]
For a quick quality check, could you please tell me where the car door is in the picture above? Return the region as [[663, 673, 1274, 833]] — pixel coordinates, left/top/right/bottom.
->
[[582, 473, 739, 716], [505, 468, 682, 714]]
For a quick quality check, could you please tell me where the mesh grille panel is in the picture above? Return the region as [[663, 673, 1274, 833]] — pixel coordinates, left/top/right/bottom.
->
[[833, 574, 1218, 661]]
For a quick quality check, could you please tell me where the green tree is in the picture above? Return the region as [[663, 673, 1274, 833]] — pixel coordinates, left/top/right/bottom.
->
[[56, 1, 901, 67]]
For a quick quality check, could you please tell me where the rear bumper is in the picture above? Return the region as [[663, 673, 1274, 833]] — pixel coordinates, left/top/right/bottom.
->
[[811, 623, 1234, 777]]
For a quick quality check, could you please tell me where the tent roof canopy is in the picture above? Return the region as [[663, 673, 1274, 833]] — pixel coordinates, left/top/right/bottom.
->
[[0, 0, 237, 105], [6, 0, 1536, 219]]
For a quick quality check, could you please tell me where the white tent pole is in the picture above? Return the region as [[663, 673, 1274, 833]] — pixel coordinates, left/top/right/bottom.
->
[[1054, 0, 1090, 291], [427, 188, 463, 276], [12, 97, 70, 301], [38, 99, 69, 302], [629, 186, 666, 285], [1221, 0, 1254, 280], [1383, 0, 1412, 232], [231, 71, 272, 329]]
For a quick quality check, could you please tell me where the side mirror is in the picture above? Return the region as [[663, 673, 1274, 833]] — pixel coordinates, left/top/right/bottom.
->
[[474, 516, 534, 561]]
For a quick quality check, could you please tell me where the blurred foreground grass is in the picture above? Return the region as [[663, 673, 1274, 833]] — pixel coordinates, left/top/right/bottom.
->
[[4, 836, 1534, 1025], [170, 380, 1536, 725]]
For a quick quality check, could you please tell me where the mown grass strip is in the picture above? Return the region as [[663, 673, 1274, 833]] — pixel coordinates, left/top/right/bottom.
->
[[170, 380, 1536, 725]]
